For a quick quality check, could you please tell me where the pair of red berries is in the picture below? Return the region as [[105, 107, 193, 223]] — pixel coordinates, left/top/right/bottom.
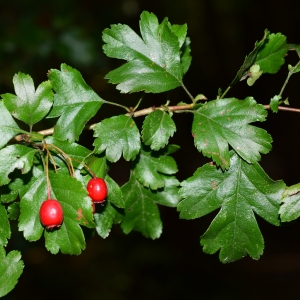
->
[[39, 177, 107, 229]]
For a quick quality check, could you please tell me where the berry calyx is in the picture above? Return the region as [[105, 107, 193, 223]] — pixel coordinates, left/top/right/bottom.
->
[[87, 177, 108, 203], [39, 199, 64, 229]]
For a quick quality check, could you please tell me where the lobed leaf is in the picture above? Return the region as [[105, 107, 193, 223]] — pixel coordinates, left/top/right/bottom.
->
[[0, 101, 24, 150], [0, 145, 37, 186], [256, 33, 287, 74], [142, 110, 176, 151], [93, 115, 141, 162], [178, 152, 285, 263], [133, 146, 178, 190], [47, 64, 104, 142], [0, 247, 24, 298], [2, 72, 53, 126], [121, 172, 162, 239], [103, 11, 185, 93], [192, 97, 272, 169]]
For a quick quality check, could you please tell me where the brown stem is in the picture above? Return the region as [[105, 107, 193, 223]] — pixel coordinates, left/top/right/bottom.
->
[[264, 105, 300, 113]]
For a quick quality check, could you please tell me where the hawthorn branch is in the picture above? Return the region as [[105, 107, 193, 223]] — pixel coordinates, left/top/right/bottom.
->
[[264, 105, 300, 113]]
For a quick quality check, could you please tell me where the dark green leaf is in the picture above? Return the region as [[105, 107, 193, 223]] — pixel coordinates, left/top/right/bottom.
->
[[0, 101, 23, 150], [230, 29, 270, 86], [93, 115, 141, 162], [94, 201, 118, 238], [256, 33, 287, 74], [178, 152, 285, 263], [180, 37, 192, 75], [0, 145, 37, 186], [121, 172, 162, 239], [2, 73, 53, 126], [0, 247, 24, 298], [0, 177, 24, 203], [192, 97, 272, 169], [105, 174, 125, 208], [47, 64, 104, 142], [133, 147, 178, 190], [142, 110, 176, 150], [103, 11, 184, 93], [0, 204, 10, 246]]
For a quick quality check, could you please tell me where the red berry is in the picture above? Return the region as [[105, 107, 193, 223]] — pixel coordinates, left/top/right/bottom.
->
[[39, 199, 64, 229], [87, 177, 108, 203]]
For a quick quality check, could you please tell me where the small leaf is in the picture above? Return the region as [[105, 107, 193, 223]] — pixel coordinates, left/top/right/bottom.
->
[[192, 97, 272, 169], [47, 64, 104, 142], [0, 145, 37, 186], [178, 152, 285, 263], [7, 203, 20, 221], [133, 146, 178, 190], [0, 247, 24, 298], [0, 204, 10, 246], [2, 73, 53, 126], [93, 115, 141, 162], [121, 172, 162, 239], [0, 101, 23, 150], [256, 33, 287, 74], [103, 11, 184, 93], [246, 64, 263, 86], [142, 110, 176, 150], [270, 95, 282, 113]]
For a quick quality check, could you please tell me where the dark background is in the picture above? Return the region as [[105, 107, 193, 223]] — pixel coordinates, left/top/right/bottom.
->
[[2, 0, 300, 299]]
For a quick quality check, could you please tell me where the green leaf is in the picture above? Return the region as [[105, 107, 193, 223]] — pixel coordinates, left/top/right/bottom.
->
[[246, 64, 263, 86], [256, 33, 287, 74], [133, 146, 178, 190], [142, 110, 176, 150], [0, 101, 23, 150], [0, 247, 24, 298], [180, 37, 192, 75], [7, 203, 20, 220], [0, 177, 24, 203], [0, 204, 10, 246], [279, 184, 300, 222], [47, 64, 104, 142], [178, 152, 285, 263], [19, 169, 94, 254], [192, 97, 272, 169], [93, 115, 141, 162], [270, 95, 282, 113], [103, 11, 184, 93], [0, 145, 37, 186], [94, 201, 119, 238], [230, 29, 270, 86], [121, 172, 162, 239], [105, 174, 125, 208], [2, 73, 53, 126]]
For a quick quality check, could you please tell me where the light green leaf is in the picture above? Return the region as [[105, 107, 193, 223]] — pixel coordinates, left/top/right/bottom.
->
[[103, 11, 184, 93], [192, 97, 272, 169], [0, 247, 24, 298], [246, 64, 263, 86], [142, 110, 176, 150], [0, 145, 37, 186], [93, 115, 141, 162], [270, 95, 282, 113], [121, 172, 162, 239], [47, 64, 104, 142], [2, 72, 53, 126], [178, 152, 285, 263], [133, 146, 178, 190]]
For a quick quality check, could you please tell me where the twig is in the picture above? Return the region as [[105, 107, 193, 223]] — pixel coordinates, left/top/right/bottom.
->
[[264, 105, 300, 113]]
